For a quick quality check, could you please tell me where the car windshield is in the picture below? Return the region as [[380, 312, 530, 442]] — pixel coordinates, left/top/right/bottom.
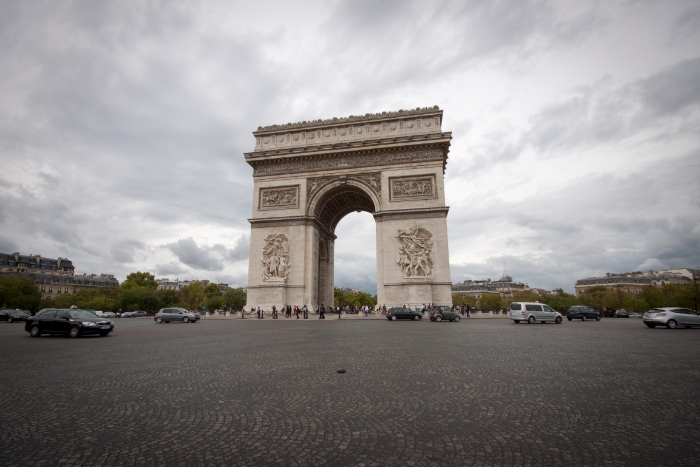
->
[[68, 310, 99, 319]]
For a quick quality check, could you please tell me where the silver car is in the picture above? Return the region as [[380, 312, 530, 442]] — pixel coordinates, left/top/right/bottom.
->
[[154, 308, 200, 324], [643, 307, 700, 329], [510, 302, 563, 324]]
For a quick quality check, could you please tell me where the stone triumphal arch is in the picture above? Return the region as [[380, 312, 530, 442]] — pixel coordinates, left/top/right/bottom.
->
[[244, 106, 452, 309]]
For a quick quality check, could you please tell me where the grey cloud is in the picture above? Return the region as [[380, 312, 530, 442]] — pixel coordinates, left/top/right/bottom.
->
[[154, 261, 189, 278], [229, 234, 250, 262], [667, 4, 700, 46], [110, 239, 147, 263], [165, 238, 224, 272]]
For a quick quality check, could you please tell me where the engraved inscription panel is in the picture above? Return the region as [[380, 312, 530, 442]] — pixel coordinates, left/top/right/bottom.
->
[[259, 186, 299, 210], [389, 175, 436, 201]]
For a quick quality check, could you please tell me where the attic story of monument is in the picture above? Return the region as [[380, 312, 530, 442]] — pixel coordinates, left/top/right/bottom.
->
[[243, 106, 453, 309]]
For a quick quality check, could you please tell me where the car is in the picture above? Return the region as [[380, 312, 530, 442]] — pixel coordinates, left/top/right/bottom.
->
[[154, 308, 200, 323], [643, 308, 700, 329], [386, 307, 422, 321], [0, 309, 30, 323], [24, 308, 114, 338], [101, 312, 116, 318], [131, 311, 147, 318], [120, 312, 134, 318], [615, 309, 629, 318], [509, 302, 563, 324], [566, 306, 600, 321], [429, 306, 461, 322]]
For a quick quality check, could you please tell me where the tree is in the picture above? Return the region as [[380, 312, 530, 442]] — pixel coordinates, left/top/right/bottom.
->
[[452, 294, 476, 307], [223, 288, 247, 311], [479, 293, 503, 311], [0, 276, 41, 311], [118, 286, 161, 312], [203, 283, 222, 297], [121, 271, 158, 290], [158, 289, 180, 307], [639, 285, 663, 310], [180, 281, 205, 310]]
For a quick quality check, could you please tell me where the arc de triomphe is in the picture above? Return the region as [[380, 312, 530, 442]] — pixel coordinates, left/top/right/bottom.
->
[[244, 106, 452, 310]]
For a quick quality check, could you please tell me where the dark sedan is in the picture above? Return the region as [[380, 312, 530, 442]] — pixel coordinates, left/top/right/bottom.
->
[[615, 309, 630, 318], [566, 306, 601, 321], [0, 309, 30, 323], [430, 306, 461, 322], [386, 307, 422, 321], [25, 308, 114, 338]]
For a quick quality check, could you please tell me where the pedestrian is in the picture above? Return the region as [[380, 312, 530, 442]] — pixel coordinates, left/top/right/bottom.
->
[[256, 306, 261, 319], [295, 306, 300, 319], [287, 305, 292, 318], [303, 304, 308, 319], [320, 304, 325, 319], [337, 306, 342, 319], [272, 305, 277, 319], [466, 303, 471, 318]]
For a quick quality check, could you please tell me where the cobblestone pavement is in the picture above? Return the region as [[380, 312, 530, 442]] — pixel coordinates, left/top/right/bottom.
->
[[1, 317, 698, 466]]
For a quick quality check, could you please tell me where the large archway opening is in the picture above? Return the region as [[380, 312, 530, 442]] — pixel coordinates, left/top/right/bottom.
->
[[310, 183, 379, 308], [333, 211, 377, 296]]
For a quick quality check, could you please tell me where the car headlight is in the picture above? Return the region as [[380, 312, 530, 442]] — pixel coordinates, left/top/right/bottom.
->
[[82, 322, 98, 326]]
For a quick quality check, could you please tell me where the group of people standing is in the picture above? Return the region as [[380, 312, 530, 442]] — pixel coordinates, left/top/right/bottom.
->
[[247, 303, 378, 319]]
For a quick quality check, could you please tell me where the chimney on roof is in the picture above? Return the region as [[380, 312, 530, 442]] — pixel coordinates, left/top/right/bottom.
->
[[35, 254, 41, 264], [57, 257, 62, 268], [13, 252, 19, 261], [606, 272, 610, 277]]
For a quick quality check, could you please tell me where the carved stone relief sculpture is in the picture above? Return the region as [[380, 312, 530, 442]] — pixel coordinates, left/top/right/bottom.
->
[[259, 186, 299, 209], [262, 233, 291, 282], [396, 225, 433, 277], [390, 175, 436, 200]]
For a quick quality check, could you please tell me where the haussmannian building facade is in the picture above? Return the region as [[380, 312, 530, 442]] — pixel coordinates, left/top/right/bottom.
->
[[0, 252, 119, 300], [574, 269, 696, 296]]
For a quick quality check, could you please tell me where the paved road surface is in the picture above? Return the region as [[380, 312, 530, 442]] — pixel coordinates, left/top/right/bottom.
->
[[1, 317, 698, 466]]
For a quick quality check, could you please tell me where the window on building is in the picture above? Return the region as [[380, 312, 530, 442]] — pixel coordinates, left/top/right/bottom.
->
[[49, 287, 53, 292]]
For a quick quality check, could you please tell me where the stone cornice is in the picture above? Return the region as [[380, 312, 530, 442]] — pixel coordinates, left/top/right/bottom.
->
[[247, 138, 451, 177], [254, 106, 441, 133], [373, 207, 449, 222]]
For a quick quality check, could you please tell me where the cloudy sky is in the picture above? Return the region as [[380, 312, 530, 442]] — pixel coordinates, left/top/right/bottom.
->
[[1, 0, 698, 294]]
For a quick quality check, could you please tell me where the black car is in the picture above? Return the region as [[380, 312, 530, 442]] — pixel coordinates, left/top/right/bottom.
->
[[25, 308, 114, 338], [430, 306, 461, 322], [615, 309, 630, 318], [386, 307, 422, 321], [0, 309, 30, 323], [566, 306, 601, 321]]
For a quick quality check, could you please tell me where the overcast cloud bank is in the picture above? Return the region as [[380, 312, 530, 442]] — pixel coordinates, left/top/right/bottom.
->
[[1, 1, 698, 295]]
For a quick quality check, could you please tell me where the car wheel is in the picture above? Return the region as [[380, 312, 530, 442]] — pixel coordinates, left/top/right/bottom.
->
[[30, 325, 41, 337], [582, 315, 587, 321], [413, 315, 420, 320], [99, 332, 109, 337], [528, 316, 535, 324], [69, 326, 81, 338], [183, 317, 190, 323], [435, 316, 442, 322], [391, 316, 396, 321], [555, 316, 562, 324], [645, 323, 656, 328], [513, 320, 520, 324], [454, 316, 460, 322], [666, 319, 678, 329], [567, 318, 572, 321], [596, 316, 600, 321], [156, 317, 162, 323], [7, 317, 12, 323]]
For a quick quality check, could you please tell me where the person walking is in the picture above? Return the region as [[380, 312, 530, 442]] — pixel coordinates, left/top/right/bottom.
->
[[320, 304, 325, 319], [466, 303, 471, 318], [295, 306, 300, 319], [303, 304, 308, 319], [337, 306, 342, 319], [272, 305, 277, 319]]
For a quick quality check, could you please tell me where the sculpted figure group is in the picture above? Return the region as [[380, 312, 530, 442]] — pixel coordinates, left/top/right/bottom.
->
[[396, 225, 434, 277], [262, 233, 291, 281]]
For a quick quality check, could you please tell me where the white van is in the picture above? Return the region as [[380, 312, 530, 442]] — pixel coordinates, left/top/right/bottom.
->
[[510, 302, 562, 324]]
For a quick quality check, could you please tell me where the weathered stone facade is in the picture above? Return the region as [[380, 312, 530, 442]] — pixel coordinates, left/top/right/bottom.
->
[[244, 106, 452, 309]]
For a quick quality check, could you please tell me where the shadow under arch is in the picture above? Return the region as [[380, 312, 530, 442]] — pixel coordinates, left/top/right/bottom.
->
[[308, 179, 381, 234]]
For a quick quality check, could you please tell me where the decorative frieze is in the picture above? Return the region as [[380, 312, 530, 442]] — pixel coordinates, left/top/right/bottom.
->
[[259, 186, 299, 210], [254, 149, 443, 176], [262, 233, 291, 282], [396, 225, 433, 277], [306, 173, 381, 199], [389, 175, 436, 201]]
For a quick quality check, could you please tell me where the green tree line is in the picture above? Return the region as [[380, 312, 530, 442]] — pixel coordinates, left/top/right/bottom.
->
[[452, 281, 700, 316], [0, 272, 247, 313], [333, 289, 378, 308]]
